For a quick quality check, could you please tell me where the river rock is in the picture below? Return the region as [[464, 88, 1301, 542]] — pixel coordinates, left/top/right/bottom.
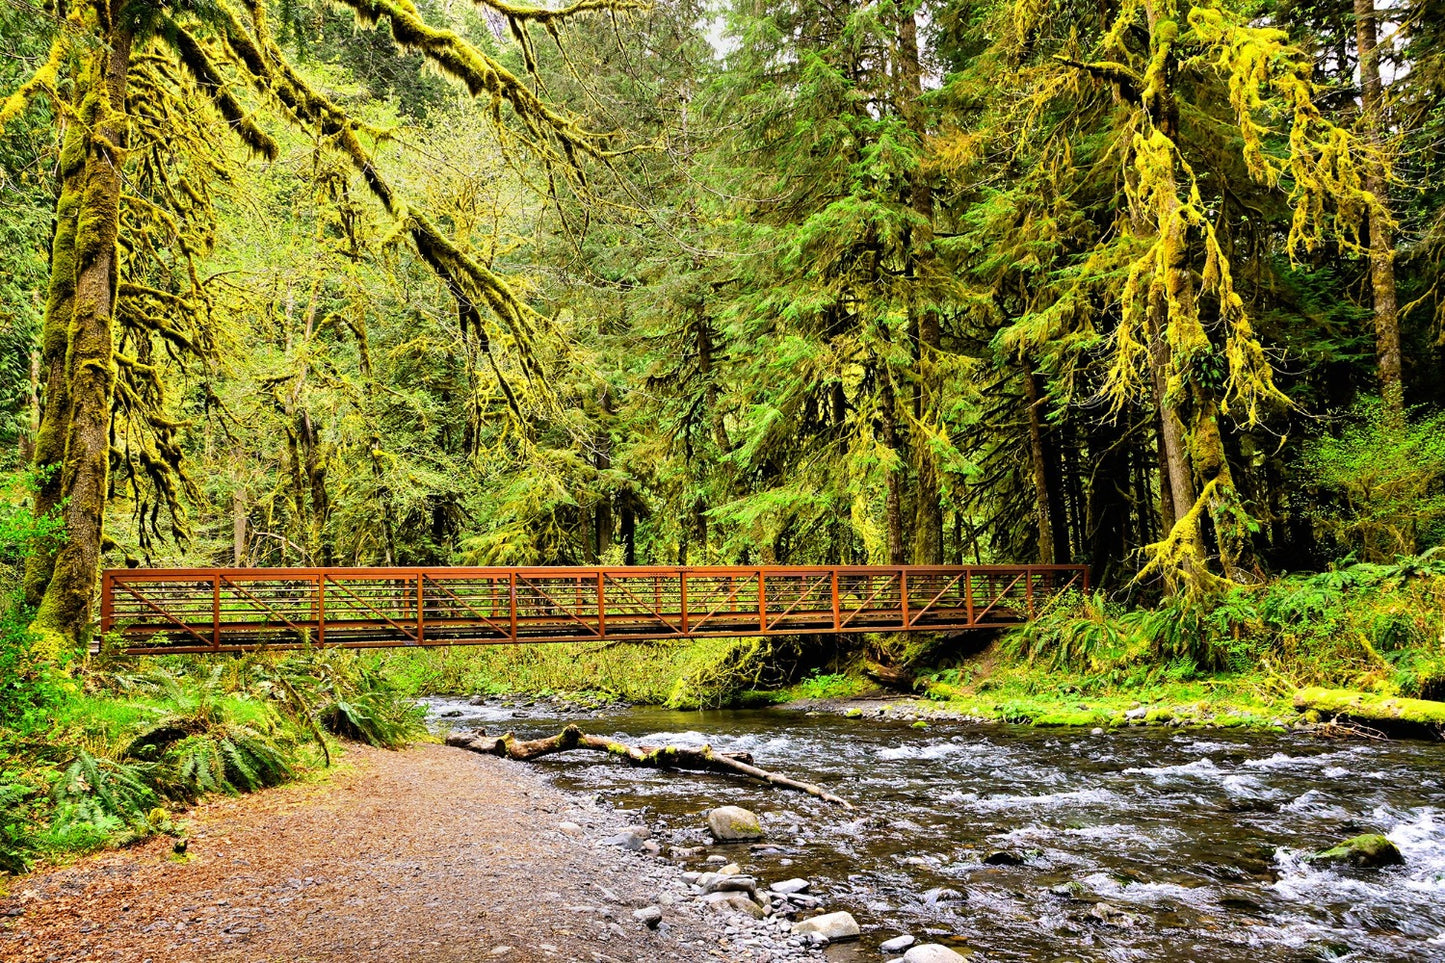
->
[[702, 891, 767, 919], [903, 945, 968, 963], [769, 877, 810, 894], [631, 905, 663, 929], [1307, 833, 1405, 868], [602, 831, 647, 851], [1088, 902, 1134, 926], [555, 821, 584, 836], [921, 886, 966, 905], [880, 934, 917, 952], [708, 805, 764, 840], [704, 874, 759, 895], [983, 850, 1026, 866], [791, 910, 860, 940], [717, 862, 742, 875]]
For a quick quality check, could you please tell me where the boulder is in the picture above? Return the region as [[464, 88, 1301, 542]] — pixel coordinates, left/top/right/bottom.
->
[[982, 850, 1025, 866], [1306, 833, 1405, 869], [903, 945, 969, 963], [707, 805, 764, 841], [791, 910, 860, 940]]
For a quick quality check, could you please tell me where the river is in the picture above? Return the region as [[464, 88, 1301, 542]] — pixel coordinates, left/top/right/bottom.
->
[[424, 698, 1445, 962]]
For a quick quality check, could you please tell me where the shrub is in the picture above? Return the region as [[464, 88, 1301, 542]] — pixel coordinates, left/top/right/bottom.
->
[[1301, 401, 1445, 561]]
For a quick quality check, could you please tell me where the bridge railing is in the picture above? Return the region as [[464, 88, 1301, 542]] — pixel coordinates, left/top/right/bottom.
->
[[99, 564, 1089, 654]]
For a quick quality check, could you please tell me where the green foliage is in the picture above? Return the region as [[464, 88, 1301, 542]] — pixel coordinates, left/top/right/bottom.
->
[[1003, 553, 1445, 697], [667, 637, 773, 710], [789, 669, 869, 700], [1301, 402, 1445, 561]]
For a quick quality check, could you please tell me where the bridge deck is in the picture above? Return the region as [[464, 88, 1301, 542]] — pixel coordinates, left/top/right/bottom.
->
[[100, 565, 1089, 655]]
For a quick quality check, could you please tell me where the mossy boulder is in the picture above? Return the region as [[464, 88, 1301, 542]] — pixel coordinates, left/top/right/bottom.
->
[[707, 805, 764, 841], [1306, 833, 1405, 869]]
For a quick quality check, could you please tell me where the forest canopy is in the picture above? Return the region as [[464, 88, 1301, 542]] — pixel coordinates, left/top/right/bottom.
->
[[0, 0, 1442, 651]]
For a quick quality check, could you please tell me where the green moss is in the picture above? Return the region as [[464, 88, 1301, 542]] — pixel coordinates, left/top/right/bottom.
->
[[1294, 687, 1445, 726], [1306, 833, 1405, 868], [1033, 709, 1105, 727]]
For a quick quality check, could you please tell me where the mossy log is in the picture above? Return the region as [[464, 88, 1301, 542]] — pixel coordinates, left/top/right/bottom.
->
[[1294, 687, 1445, 736], [864, 661, 915, 690], [446, 724, 852, 808]]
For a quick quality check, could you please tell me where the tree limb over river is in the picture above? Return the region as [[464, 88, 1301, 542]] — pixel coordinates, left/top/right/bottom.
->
[[445, 724, 853, 808]]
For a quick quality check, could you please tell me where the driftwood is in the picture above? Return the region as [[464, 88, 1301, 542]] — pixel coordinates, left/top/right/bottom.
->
[[446, 724, 853, 808]]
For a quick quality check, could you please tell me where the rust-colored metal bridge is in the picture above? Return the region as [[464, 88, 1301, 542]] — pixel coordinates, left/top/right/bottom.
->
[[100, 565, 1089, 655]]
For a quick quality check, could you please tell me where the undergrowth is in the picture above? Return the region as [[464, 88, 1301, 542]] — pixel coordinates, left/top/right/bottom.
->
[[1, 496, 427, 876], [1001, 550, 1445, 699]]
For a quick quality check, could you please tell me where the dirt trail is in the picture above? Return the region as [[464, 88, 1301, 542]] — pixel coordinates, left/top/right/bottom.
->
[[0, 744, 759, 962]]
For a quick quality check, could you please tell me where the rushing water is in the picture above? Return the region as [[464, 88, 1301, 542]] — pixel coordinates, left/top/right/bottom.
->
[[424, 698, 1445, 963]]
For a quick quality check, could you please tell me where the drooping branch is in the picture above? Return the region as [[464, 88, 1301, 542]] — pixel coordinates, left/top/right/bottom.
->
[[446, 724, 853, 807]]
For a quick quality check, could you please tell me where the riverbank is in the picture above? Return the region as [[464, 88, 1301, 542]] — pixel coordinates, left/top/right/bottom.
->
[[0, 743, 832, 963]]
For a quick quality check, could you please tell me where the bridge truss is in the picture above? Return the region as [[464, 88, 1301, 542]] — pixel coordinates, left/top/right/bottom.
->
[[100, 565, 1089, 655]]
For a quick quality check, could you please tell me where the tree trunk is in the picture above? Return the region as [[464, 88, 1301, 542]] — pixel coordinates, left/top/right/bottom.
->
[[879, 374, 906, 565], [24, 78, 87, 608], [1024, 364, 1055, 564], [595, 386, 614, 558], [898, 0, 943, 565], [446, 725, 852, 807], [30, 28, 134, 655], [233, 489, 248, 567], [1355, 0, 1403, 419]]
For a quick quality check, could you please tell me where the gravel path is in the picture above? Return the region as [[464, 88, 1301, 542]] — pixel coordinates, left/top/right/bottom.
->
[[0, 744, 828, 962]]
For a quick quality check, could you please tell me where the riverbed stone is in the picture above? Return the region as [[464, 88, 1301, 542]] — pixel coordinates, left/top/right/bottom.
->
[[769, 878, 810, 894], [791, 910, 860, 940], [707, 805, 764, 841], [982, 850, 1025, 866], [702, 891, 767, 919], [903, 945, 968, 962], [921, 886, 966, 905], [631, 906, 663, 929], [703, 874, 759, 895], [1306, 833, 1405, 869], [880, 934, 917, 952]]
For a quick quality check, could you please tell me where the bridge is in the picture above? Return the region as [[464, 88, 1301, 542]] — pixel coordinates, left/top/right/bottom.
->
[[100, 564, 1089, 655]]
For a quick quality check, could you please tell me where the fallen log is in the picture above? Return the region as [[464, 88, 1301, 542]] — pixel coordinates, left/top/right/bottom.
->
[[446, 724, 852, 808], [864, 660, 915, 690], [1294, 687, 1445, 738]]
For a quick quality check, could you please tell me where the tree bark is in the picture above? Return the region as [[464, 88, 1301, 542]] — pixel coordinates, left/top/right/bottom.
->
[[446, 725, 852, 807], [1355, 0, 1403, 419], [30, 28, 134, 654], [24, 77, 87, 608], [879, 374, 906, 565], [897, 0, 943, 565], [233, 489, 248, 567], [1024, 364, 1055, 564]]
